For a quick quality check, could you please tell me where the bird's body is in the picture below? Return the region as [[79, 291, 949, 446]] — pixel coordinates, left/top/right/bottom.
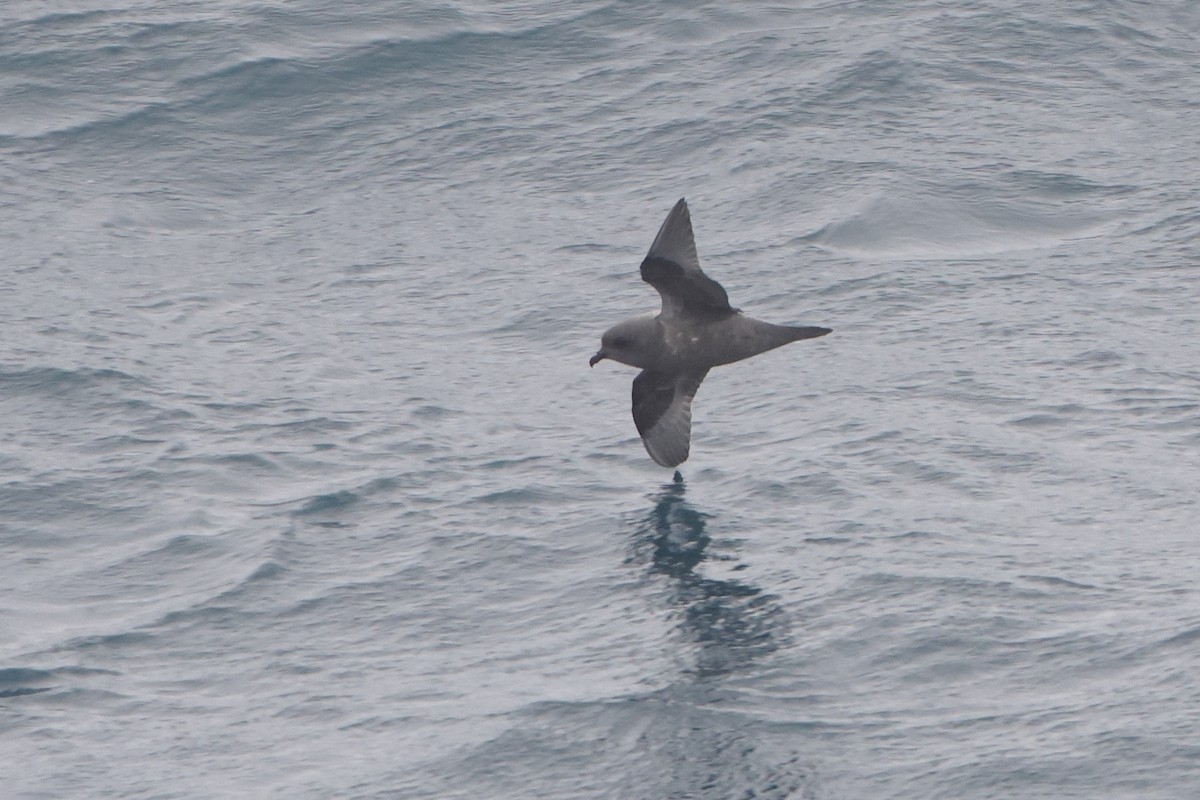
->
[[598, 313, 818, 372], [590, 198, 830, 467]]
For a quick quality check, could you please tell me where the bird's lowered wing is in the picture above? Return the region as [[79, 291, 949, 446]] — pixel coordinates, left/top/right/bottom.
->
[[632, 368, 709, 467], [640, 198, 735, 320]]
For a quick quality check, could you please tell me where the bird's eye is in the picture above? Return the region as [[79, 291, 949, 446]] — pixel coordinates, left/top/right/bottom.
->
[[612, 337, 630, 348]]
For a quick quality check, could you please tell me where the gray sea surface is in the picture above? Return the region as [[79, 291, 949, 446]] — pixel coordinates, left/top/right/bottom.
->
[[3, 2, 1199, 798]]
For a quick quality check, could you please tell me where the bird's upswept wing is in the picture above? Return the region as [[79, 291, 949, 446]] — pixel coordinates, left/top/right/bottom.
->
[[632, 368, 709, 467], [640, 198, 736, 320]]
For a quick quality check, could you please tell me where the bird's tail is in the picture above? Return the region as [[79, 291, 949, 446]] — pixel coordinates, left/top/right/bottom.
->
[[784, 325, 832, 342], [712, 317, 831, 366]]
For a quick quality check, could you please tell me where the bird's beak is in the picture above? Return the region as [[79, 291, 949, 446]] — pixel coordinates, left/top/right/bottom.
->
[[589, 350, 605, 367]]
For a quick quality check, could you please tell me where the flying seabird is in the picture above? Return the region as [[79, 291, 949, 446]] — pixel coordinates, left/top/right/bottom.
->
[[590, 198, 830, 467]]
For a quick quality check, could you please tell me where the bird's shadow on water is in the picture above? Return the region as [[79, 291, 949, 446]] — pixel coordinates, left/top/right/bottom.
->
[[630, 471, 788, 682], [410, 472, 816, 800]]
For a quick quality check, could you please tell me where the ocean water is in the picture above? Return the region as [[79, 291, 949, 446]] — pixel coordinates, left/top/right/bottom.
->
[[3, 1, 1199, 797]]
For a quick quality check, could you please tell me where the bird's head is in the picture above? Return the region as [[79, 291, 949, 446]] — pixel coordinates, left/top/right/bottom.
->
[[590, 316, 657, 369]]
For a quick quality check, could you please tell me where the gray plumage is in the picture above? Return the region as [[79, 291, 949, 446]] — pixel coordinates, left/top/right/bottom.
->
[[590, 198, 830, 467]]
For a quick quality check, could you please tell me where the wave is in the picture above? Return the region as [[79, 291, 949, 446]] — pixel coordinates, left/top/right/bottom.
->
[[0, 366, 141, 396]]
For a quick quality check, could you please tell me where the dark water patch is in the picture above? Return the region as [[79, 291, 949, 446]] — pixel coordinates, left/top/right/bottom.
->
[[209, 452, 282, 470], [980, 270, 1044, 284], [295, 490, 359, 516], [169, 11, 611, 141], [0, 366, 140, 396], [480, 455, 547, 470], [180, 54, 330, 109], [0, 667, 53, 684], [833, 520, 874, 537], [327, 275, 397, 290], [0, 664, 121, 699], [0, 667, 55, 697], [152, 602, 247, 632], [1010, 412, 1069, 427], [199, 400, 287, 414], [61, 630, 156, 652], [361, 476, 400, 494], [1067, 348, 1126, 366], [1003, 169, 1135, 200], [813, 48, 933, 111], [244, 560, 286, 583], [0, 686, 51, 698], [411, 404, 462, 419], [852, 428, 903, 444], [16, 100, 179, 154], [1019, 574, 1101, 591], [798, 530, 852, 544], [22, 9, 114, 29], [889, 458, 965, 486], [750, 468, 849, 502], [83, 434, 168, 454], [1008, 399, 1106, 429], [889, 529, 947, 541], [475, 487, 561, 505], [158, 533, 226, 556]]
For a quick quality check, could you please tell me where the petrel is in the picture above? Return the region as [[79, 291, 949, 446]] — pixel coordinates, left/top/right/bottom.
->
[[590, 198, 830, 467]]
